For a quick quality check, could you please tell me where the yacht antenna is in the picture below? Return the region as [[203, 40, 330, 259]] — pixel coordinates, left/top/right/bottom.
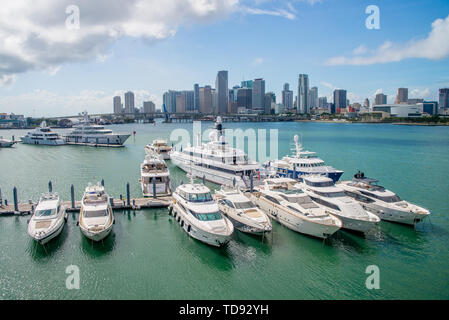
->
[[293, 134, 302, 157]]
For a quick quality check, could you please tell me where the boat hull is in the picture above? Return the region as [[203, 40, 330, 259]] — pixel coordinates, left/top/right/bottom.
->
[[362, 203, 429, 226], [276, 169, 344, 183], [223, 213, 271, 235], [80, 224, 113, 242], [331, 212, 378, 233], [21, 138, 66, 145], [65, 134, 130, 146], [29, 217, 65, 245]]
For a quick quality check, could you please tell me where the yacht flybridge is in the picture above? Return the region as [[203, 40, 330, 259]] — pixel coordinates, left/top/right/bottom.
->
[[79, 183, 114, 241], [21, 121, 66, 145], [65, 112, 130, 146], [267, 135, 343, 182], [170, 117, 265, 188], [297, 175, 380, 233], [27, 192, 67, 244], [145, 139, 172, 160], [247, 177, 342, 239], [339, 171, 430, 226], [170, 182, 234, 247], [140, 154, 171, 197]]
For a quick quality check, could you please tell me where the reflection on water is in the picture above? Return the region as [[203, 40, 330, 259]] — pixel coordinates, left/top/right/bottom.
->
[[80, 231, 116, 258], [28, 225, 69, 261]]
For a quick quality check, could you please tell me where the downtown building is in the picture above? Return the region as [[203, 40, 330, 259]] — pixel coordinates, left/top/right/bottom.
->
[[297, 74, 309, 114], [282, 83, 294, 110], [252, 78, 266, 113], [308, 86, 318, 109], [143, 101, 155, 113], [333, 89, 347, 113], [375, 93, 387, 106], [113, 96, 123, 114], [215, 70, 229, 114], [124, 91, 135, 113], [439, 88, 449, 112], [394, 88, 408, 104]]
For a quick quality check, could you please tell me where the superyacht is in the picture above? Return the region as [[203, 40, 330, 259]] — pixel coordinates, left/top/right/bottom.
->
[[21, 121, 66, 145]]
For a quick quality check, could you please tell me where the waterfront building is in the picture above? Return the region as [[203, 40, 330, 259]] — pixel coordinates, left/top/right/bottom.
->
[[318, 96, 328, 109], [194, 84, 200, 111], [211, 89, 217, 114], [176, 94, 186, 113], [439, 88, 449, 111], [282, 83, 294, 110], [252, 78, 265, 113], [394, 88, 408, 104], [363, 98, 370, 109], [182, 90, 195, 111], [408, 98, 424, 104], [216, 70, 229, 114], [0, 113, 26, 128], [237, 87, 252, 110], [420, 101, 438, 115], [274, 103, 285, 114], [308, 87, 318, 109], [265, 92, 276, 114], [373, 104, 423, 117], [333, 89, 347, 113], [163, 90, 179, 113], [124, 91, 135, 113], [113, 96, 122, 114], [143, 101, 155, 113], [297, 74, 309, 114], [375, 93, 387, 106], [199, 85, 212, 113]]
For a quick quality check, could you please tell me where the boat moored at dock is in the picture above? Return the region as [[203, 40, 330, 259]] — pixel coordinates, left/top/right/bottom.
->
[[27, 192, 67, 245], [21, 121, 66, 146], [145, 139, 172, 160], [140, 154, 171, 197], [0, 136, 16, 147]]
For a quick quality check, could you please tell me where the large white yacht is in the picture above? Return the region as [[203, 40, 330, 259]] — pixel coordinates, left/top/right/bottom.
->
[[339, 171, 430, 226], [170, 182, 234, 247], [21, 121, 66, 145], [65, 112, 130, 146], [145, 139, 172, 160], [27, 193, 67, 245], [215, 186, 272, 235], [247, 177, 342, 239], [140, 154, 171, 197], [170, 117, 265, 188], [79, 183, 114, 241], [297, 175, 380, 233], [266, 135, 343, 182]]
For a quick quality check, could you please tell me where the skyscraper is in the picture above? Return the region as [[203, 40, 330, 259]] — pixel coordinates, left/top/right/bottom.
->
[[237, 88, 252, 110], [308, 86, 318, 109], [113, 96, 122, 114], [298, 74, 309, 114], [394, 88, 408, 104], [175, 93, 186, 113], [163, 90, 178, 113], [363, 98, 370, 109], [215, 70, 229, 114], [264, 92, 275, 114], [182, 90, 194, 111], [193, 84, 200, 111], [333, 89, 347, 113], [439, 88, 449, 110], [199, 86, 212, 114], [143, 101, 155, 113], [241, 80, 253, 88], [318, 97, 328, 108], [375, 93, 387, 105], [252, 78, 265, 113], [282, 83, 293, 110], [124, 91, 135, 113]]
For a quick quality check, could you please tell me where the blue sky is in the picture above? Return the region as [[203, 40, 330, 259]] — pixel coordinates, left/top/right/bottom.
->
[[1, 0, 449, 116]]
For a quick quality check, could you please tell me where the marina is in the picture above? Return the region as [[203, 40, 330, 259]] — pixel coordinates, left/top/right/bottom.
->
[[0, 120, 448, 299]]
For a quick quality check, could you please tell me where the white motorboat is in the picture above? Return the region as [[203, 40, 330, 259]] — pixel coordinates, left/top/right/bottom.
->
[[339, 171, 430, 226], [0, 136, 16, 147], [170, 182, 234, 247], [21, 121, 66, 145], [27, 193, 67, 245], [298, 175, 380, 233], [215, 186, 272, 235], [170, 117, 265, 188], [79, 183, 114, 241], [247, 177, 342, 239], [65, 112, 130, 146], [266, 135, 343, 182], [140, 154, 171, 197], [145, 139, 172, 160]]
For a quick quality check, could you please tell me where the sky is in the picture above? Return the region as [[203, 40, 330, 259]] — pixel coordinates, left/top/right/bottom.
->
[[0, 0, 449, 117]]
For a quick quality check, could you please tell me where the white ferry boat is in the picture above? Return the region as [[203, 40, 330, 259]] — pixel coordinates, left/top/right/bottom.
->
[[170, 117, 265, 188], [145, 139, 172, 160], [339, 171, 430, 226], [266, 135, 343, 182], [140, 154, 171, 197], [65, 112, 130, 146], [21, 121, 66, 145]]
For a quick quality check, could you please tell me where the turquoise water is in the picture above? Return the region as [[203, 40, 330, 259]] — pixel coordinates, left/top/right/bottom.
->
[[0, 121, 448, 299]]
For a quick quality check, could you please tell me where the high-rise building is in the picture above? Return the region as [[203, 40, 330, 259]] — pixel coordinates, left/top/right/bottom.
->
[[124, 91, 135, 113], [241, 80, 253, 88], [421, 101, 438, 115], [193, 84, 200, 111], [237, 88, 252, 110], [333, 89, 347, 113], [175, 93, 186, 113], [408, 98, 424, 104], [252, 78, 265, 113], [215, 70, 229, 114], [308, 86, 318, 109], [163, 90, 179, 113], [199, 86, 212, 114], [143, 101, 155, 113], [363, 98, 370, 109], [318, 97, 328, 108], [113, 96, 122, 114], [182, 90, 194, 111], [282, 83, 294, 110], [211, 89, 217, 114], [297, 74, 309, 114], [232, 86, 239, 102], [375, 93, 387, 105], [439, 88, 449, 110], [264, 92, 276, 114], [394, 88, 408, 104]]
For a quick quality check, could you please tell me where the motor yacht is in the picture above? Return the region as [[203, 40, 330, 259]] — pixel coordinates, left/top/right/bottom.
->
[[27, 192, 67, 244], [170, 182, 234, 247], [297, 175, 380, 233], [79, 183, 114, 241], [266, 135, 343, 182], [0, 136, 16, 147], [21, 121, 66, 145], [145, 139, 172, 160], [170, 117, 265, 188], [215, 186, 272, 235], [339, 171, 430, 226], [140, 154, 171, 197], [247, 177, 342, 239]]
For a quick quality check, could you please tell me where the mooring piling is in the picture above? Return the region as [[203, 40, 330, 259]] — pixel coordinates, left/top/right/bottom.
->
[[126, 183, 130, 206], [250, 172, 254, 193], [101, 179, 105, 187], [48, 181, 53, 193], [152, 178, 156, 199], [70, 185, 75, 208], [13, 187, 18, 212]]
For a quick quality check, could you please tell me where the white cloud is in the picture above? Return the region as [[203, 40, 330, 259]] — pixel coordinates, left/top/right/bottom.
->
[[241, 6, 296, 20], [251, 57, 264, 66], [325, 14, 449, 66]]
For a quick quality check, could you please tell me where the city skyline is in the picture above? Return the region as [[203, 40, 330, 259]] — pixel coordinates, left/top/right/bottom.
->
[[1, 0, 449, 116]]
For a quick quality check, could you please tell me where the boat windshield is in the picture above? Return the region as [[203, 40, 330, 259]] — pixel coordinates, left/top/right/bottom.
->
[[191, 211, 222, 221], [315, 190, 346, 198], [234, 201, 255, 209], [305, 180, 334, 187], [84, 209, 108, 218], [379, 195, 402, 203], [188, 192, 213, 202], [35, 209, 56, 217]]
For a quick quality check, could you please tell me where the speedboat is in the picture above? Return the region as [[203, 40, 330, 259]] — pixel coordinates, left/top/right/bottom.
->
[[21, 121, 66, 145], [79, 183, 114, 241], [145, 139, 172, 160], [140, 154, 171, 197], [215, 186, 272, 235], [65, 112, 130, 146], [170, 117, 265, 188], [266, 135, 343, 182], [247, 177, 342, 239], [339, 171, 430, 226], [0, 136, 16, 147], [297, 175, 380, 233], [27, 193, 67, 245], [170, 182, 234, 247]]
